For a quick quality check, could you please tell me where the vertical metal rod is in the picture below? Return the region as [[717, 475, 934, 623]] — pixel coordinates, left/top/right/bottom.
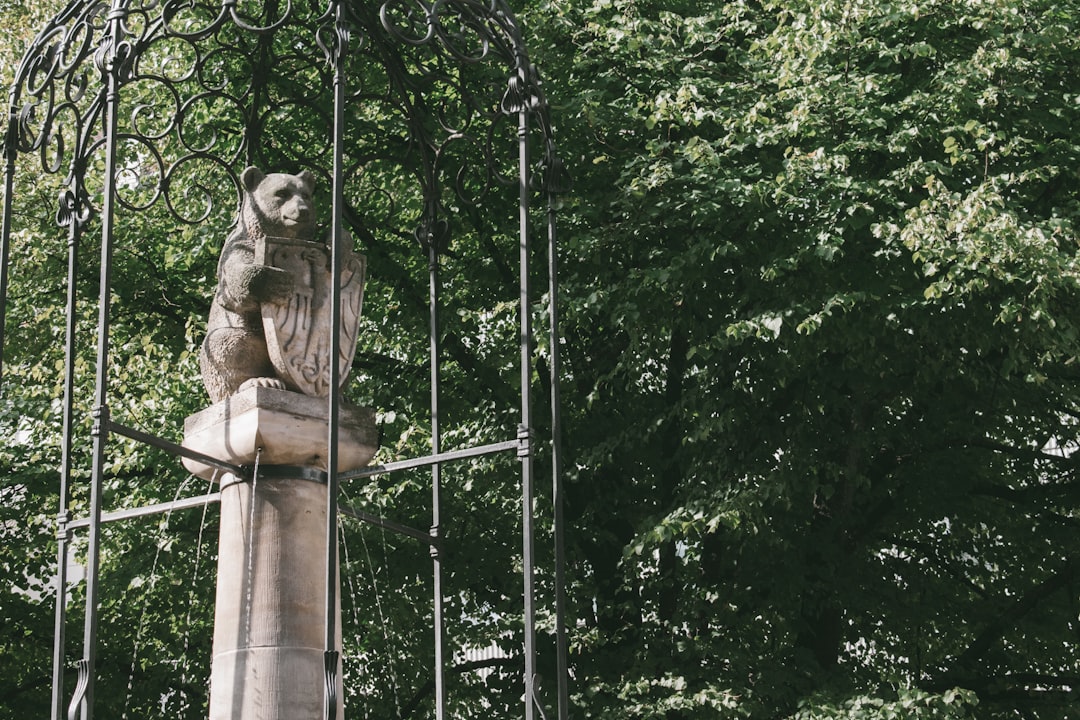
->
[[51, 206, 83, 720], [429, 227, 446, 720], [0, 111, 16, 383], [324, 2, 347, 718], [546, 183, 569, 720], [517, 101, 537, 720], [80, 4, 125, 717]]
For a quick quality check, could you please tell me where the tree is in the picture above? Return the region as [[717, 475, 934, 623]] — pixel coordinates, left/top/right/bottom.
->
[[4, 0, 1080, 718], [524, 0, 1080, 716]]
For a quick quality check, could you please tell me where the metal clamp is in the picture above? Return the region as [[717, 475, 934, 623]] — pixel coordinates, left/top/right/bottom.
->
[[66, 659, 89, 720], [55, 511, 71, 542], [89, 405, 108, 438], [517, 424, 534, 458], [323, 650, 340, 720], [429, 524, 441, 559], [239, 464, 329, 484]]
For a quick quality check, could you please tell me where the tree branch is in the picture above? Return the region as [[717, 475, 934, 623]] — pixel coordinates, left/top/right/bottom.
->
[[958, 437, 1080, 468], [973, 479, 1080, 504], [937, 557, 1080, 685]]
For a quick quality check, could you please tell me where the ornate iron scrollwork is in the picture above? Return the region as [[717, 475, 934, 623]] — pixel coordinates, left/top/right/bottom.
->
[[2, 1, 570, 718], [5, 0, 564, 239]]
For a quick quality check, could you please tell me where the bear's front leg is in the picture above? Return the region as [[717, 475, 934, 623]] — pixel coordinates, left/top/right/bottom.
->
[[241, 264, 295, 304]]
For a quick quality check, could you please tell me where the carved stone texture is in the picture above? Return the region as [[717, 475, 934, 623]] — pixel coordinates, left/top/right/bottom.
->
[[181, 388, 377, 720], [200, 166, 365, 402], [208, 472, 346, 720], [257, 235, 364, 398]]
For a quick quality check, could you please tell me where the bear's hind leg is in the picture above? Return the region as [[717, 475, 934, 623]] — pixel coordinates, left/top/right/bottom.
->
[[200, 326, 282, 402]]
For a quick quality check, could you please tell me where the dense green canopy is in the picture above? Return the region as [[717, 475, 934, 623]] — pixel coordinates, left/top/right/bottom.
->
[[3, 0, 1079, 718]]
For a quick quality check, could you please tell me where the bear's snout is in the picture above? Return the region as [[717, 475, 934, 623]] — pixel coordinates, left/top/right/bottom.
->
[[283, 197, 313, 225]]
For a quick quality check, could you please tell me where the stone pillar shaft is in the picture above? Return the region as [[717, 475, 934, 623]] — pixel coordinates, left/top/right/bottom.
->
[[209, 472, 344, 720]]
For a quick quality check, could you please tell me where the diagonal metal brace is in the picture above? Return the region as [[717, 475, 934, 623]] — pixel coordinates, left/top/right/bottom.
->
[[338, 501, 441, 549], [106, 419, 244, 477]]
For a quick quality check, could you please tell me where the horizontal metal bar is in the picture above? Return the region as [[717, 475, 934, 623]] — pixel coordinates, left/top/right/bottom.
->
[[338, 502, 439, 547], [65, 440, 519, 531], [68, 492, 221, 529], [339, 439, 519, 481], [66, 490, 433, 548], [106, 420, 245, 477]]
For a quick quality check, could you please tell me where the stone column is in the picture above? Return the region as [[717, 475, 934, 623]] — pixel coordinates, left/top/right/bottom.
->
[[183, 387, 377, 720]]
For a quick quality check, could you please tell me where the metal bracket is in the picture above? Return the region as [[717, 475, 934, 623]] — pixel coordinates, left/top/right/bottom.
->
[[429, 524, 441, 559], [323, 650, 340, 720], [66, 659, 89, 720], [517, 424, 534, 459], [56, 511, 71, 542], [89, 406, 108, 438], [240, 464, 328, 484]]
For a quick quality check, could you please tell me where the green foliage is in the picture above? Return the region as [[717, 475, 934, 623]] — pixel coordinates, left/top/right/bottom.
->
[[4, 0, 1080, 718], [525, 0, 1080, 716], [793, 687, 979, 719]]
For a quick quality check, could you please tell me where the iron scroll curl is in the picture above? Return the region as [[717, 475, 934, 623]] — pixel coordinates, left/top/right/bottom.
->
[[1, 0, 570, 718], [5, 0, 565, 236]]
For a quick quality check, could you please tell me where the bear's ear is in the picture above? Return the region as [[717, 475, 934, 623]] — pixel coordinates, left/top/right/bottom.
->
[[240, 166, 264, 192], [296, 169, 315, 193]]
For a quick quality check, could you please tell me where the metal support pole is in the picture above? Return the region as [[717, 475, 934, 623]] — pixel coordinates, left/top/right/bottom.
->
[[324, 2, 348, 717], [74, 4, 125, 716], [0, 103, 17, 382], [51, 198, 83, 720], [517, 99, 537, 720], [429, 228, 447, 720], [546, 184, 569, 720]]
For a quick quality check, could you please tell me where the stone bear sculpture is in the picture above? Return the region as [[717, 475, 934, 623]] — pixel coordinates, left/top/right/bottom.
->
[[200, 166, 316, 403]]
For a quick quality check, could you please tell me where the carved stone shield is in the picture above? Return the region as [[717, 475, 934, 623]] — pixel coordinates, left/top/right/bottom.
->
[[256, 235, 365, 397]]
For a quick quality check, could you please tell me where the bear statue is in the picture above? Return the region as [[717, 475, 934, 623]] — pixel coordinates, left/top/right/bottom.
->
[[199, 166, 317, 403]]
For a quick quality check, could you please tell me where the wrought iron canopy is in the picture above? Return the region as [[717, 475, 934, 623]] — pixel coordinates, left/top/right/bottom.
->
[[3, 0, 567, 234], [0, 0, 568, 718]]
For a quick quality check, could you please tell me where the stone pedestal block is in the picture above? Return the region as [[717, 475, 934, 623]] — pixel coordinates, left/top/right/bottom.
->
[[182, 386, 378, 480], [183, 386, 377, 720]]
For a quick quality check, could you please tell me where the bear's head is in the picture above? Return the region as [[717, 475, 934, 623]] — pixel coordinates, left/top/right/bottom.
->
[[240, 166, 316, 240]]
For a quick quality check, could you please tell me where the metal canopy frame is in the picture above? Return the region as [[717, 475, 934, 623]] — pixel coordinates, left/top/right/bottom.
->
[[0, 1, 568, 719]]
